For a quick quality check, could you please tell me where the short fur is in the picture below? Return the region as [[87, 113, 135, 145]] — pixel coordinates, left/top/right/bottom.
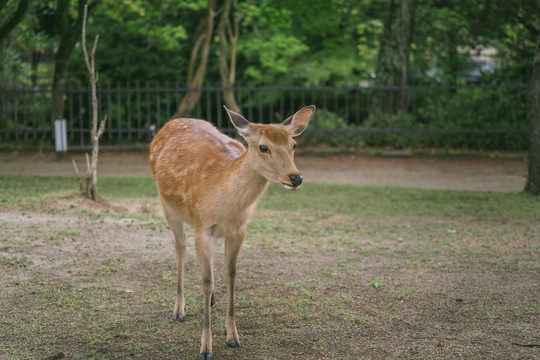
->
[[149, 105, 315, 359]]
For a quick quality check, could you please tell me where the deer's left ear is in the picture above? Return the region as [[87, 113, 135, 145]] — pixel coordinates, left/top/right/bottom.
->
[[281, 105, 315, 137], [224, 106, 251, 138]]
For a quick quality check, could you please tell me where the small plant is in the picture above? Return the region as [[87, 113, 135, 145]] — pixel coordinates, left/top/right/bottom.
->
[[2, 255, 29, 267], [368, 278, 385, 288]]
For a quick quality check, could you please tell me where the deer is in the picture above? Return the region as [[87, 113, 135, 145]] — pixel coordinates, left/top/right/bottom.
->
[[149, 105, 315, 360]]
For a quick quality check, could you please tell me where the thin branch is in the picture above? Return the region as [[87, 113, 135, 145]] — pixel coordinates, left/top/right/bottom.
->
[[234, 0, 251, 36], [72, 159, 84, 193], [97, 114, 107, 138], [82, 4, 92, 74], [511, 342, 540, 348], [85, 153, 91, 176]]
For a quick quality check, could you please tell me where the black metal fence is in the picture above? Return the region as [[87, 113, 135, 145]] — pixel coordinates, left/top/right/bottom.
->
[[0, 83, 528, 150]]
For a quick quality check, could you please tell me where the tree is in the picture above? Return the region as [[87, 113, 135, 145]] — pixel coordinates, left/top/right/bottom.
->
[[373, 0, 416, 114], [217, 0, 250, 113], [42, 0, 97, 121], [73, 4, 106, 201], [0, 0, 30, 43], [525, 30, 540, 195], [173, 0, 217, 118]]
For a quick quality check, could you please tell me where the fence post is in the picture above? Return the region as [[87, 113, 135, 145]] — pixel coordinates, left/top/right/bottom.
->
[[54, 119, 67, 152]]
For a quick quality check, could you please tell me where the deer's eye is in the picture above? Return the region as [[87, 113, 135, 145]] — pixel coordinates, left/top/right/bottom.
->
[[259, 145, 269, 153]]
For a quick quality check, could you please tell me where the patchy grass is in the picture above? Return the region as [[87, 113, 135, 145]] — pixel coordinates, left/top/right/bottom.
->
[[0, 176, 539, 359]]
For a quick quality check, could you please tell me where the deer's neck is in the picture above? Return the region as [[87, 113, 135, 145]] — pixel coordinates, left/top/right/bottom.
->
[[227, 150, 268, 209]]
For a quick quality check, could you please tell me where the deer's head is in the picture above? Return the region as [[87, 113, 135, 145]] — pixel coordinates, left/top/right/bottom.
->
[[225, 105, 315, 190]]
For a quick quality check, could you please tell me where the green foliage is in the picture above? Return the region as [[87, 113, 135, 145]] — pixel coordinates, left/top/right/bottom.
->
[[361, 87, 528, 150], [306, 109, 358, 147]]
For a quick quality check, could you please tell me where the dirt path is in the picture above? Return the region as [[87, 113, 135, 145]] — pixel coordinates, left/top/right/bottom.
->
[[0, 151, 528, 192]]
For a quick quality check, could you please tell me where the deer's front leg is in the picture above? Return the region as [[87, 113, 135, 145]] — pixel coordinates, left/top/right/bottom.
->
[[225, 228, 245, 348], [195, 228, 215, 360]]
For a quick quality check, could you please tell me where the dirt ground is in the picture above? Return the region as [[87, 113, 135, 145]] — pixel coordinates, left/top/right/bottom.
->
[[1, 152, 538, 360], [0, 151, 529, 192]]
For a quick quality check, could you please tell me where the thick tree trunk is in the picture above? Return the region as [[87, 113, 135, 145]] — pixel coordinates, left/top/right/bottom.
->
[[373, 0, 416, 115], [174, 0, 217, 118], [525, 33, 540, 195]]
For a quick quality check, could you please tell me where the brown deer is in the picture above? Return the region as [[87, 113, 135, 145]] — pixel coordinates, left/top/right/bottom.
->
[[149, 105, 315, 360]]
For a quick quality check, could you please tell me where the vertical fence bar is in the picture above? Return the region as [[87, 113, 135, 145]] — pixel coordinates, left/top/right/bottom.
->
[[344, 84, 350, 126], [32, 85, 37, 140], [78, 85, 83, 146], [126, 81, 132, 140], [13, 85, 19, 141], [0, 87, 6, 141], [279, 82, 284, 118], [289, 81, 294, 116], [216, 83, 222, 129], [247, 82, 253, 122], [106, 83, 112, 140], [258, 83, 263, 124], [23, 85, 28, 141], [116, 82, 122, 140], [165, 80, 171, 123], [68, 83, 73, 141], [206, 82, 211, 124], [146, 81, 151, 132], [136, 80, 142, 140], [157, 81, 162, 127]]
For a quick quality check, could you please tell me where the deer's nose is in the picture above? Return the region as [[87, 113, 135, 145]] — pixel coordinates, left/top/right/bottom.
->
[[289, 174, 303, 187]]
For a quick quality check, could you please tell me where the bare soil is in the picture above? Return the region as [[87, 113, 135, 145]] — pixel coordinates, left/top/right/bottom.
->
[[1, 152, 538, 360], [0, 151, 528, 191]]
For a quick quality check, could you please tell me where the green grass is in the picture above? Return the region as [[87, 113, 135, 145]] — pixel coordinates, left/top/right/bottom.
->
[[1, 175, 539, 359], [1, 175, 537, 219]]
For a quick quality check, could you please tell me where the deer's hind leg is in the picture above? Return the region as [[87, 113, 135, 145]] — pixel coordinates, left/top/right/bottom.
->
[[163, 207, 186, 322]]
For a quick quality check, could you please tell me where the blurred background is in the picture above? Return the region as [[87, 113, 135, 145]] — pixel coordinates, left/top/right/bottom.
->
[[0, 0, 537, 151]]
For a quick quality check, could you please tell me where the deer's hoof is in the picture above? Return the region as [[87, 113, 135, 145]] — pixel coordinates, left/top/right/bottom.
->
[[227, 339, 241, 348], [172, 313, 184, 322], [200, 352, 212, 360]]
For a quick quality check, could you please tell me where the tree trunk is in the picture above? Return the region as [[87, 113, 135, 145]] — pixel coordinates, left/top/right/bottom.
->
[[174, 0, 217, 118], [73, 4, 106, 201], [217, 0, 249, 113], [525, 33, 540, 195], [0, 0, 30, 43], [373, 0, 416, 115], [51, 0, 88, 121]]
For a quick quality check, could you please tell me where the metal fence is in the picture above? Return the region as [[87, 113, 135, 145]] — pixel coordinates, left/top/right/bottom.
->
[[0, 83, 528, 150]]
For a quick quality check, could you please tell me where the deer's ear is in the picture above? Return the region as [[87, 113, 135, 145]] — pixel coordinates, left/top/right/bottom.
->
[[282, 105, 315, 137], [224, 106, 251, 138]]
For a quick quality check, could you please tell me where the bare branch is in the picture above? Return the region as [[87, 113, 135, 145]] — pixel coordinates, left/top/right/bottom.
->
[[234, 0, 251, 36], [82, 4, 92, 74], [72, 159, 84, 194], [97, 115, 107, 138], [85, 153, 91, 176]]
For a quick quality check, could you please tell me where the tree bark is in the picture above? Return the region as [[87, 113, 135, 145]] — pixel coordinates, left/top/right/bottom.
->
[[525, 32, 540, 195], [373, 0, 416, 115], [174, 0, 217, 118], [51, 0, 89, 121], [0, 0, 30, 43], [217, 0, 250, 113]]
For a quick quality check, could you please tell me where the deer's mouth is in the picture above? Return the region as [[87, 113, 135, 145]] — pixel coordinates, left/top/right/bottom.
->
[[281, 182, 299, 190]]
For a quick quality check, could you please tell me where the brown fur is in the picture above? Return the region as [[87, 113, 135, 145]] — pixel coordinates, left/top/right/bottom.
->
[[149, 106, 315, 359]]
